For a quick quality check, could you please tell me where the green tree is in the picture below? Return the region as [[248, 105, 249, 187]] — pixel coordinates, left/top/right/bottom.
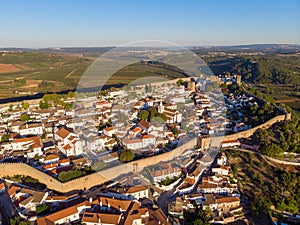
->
[[67, 91, 75, 98], [139, 110, 149, 120], [119, 149, 134, 162], [8, 104, 13, 112], [10, 217, 31, 225], [22, 101, 29, 109], [148, 107, 158, 120], [155, 113, 167, 122], [176, 79, 183, 86], [172, 126, 179, 136], [1, 134, 9, 143], [250, 196, 270, 216], [20, 113, 30, 121], [39, 100, 49, 109]]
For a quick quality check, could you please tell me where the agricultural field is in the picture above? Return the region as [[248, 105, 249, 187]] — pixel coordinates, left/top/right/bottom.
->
[[0, 52, 94, 98], [0, 52, 187, 99], [254, 84, 300, 112]]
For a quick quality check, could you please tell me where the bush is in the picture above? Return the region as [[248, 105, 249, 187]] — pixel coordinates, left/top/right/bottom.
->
[[36, 204, 50, 215], [160, 176, 179, 186], [58, 167, 86, 182]]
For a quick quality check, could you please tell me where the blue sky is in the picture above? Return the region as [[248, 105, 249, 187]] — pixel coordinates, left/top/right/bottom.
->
[[1, 0, 299, 47]]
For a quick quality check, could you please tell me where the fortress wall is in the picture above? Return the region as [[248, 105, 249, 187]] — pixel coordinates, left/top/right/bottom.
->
[[222, 114, 287, 141], [0, 113, 290, 192], [0, 163, 63, 191], [0, 138, 197, 192], [201, 114, 290, 150]]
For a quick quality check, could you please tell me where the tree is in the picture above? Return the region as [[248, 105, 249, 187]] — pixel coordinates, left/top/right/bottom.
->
[[1, 134, 9, 143], [119, 149, 134, 162], [10, 217, 31, 225], [20, 113, 30, 121], [149, 107, 158, 120], [139, 110, 149, 120], [22, 101, 29, 109], [172, 126, 179, 136], [176, 79, 183, 86], [67, 91, 75, 98], [250, 196, 270, 216], [112, 134, 120, 143], [39, 100, 49, 109], [8, 104, 13, 111], [155, 113, 167, 122]]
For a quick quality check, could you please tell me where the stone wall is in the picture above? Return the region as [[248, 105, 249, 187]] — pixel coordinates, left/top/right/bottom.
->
[[0, 112, 291, 192], [0, 163, 64, 191], [0, 138, 197, 193], [200, 113, 291, 149]]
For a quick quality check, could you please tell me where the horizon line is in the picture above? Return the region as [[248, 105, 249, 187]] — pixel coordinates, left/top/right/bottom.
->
[[0, 43, 300, 50]]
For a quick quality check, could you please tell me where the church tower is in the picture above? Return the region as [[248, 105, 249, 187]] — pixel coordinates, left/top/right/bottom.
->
[[158, 101, 164, 113]]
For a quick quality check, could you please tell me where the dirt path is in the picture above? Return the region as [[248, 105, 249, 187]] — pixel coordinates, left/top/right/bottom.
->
[[275, 99, 300, 103], [223, 148, 300, 173], [65, 68, 76, 78]]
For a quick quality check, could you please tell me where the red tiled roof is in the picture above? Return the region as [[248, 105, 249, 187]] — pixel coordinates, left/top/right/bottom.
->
[[55, 127, 71, 139], [12, 136, 41, 148]]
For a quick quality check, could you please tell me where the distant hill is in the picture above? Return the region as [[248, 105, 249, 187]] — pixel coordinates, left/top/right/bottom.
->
[[1, 44, 299, 54]]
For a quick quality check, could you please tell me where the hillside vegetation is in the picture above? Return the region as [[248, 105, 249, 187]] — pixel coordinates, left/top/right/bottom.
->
[[226, 150, 300, 224], [203, 54, 300, 84]]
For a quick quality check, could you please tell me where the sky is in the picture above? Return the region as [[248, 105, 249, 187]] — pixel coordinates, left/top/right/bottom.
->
[[0, 0, 299, 48]]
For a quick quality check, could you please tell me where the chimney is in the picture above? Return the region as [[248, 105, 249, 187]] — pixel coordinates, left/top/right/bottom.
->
[[89, 197, 92, 203]]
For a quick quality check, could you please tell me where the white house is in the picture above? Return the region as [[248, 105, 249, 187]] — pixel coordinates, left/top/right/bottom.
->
[[55, 127, 83, 156], [103, 126, 117, 137], [122, 137, 143, 150], [125, 186, 149, 200], [150, 163, 181, 183], [212, 165, 230, 176], [19, 123, 43, 136], [141, 134, 156, 148], [11, 136, 43, 157]]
